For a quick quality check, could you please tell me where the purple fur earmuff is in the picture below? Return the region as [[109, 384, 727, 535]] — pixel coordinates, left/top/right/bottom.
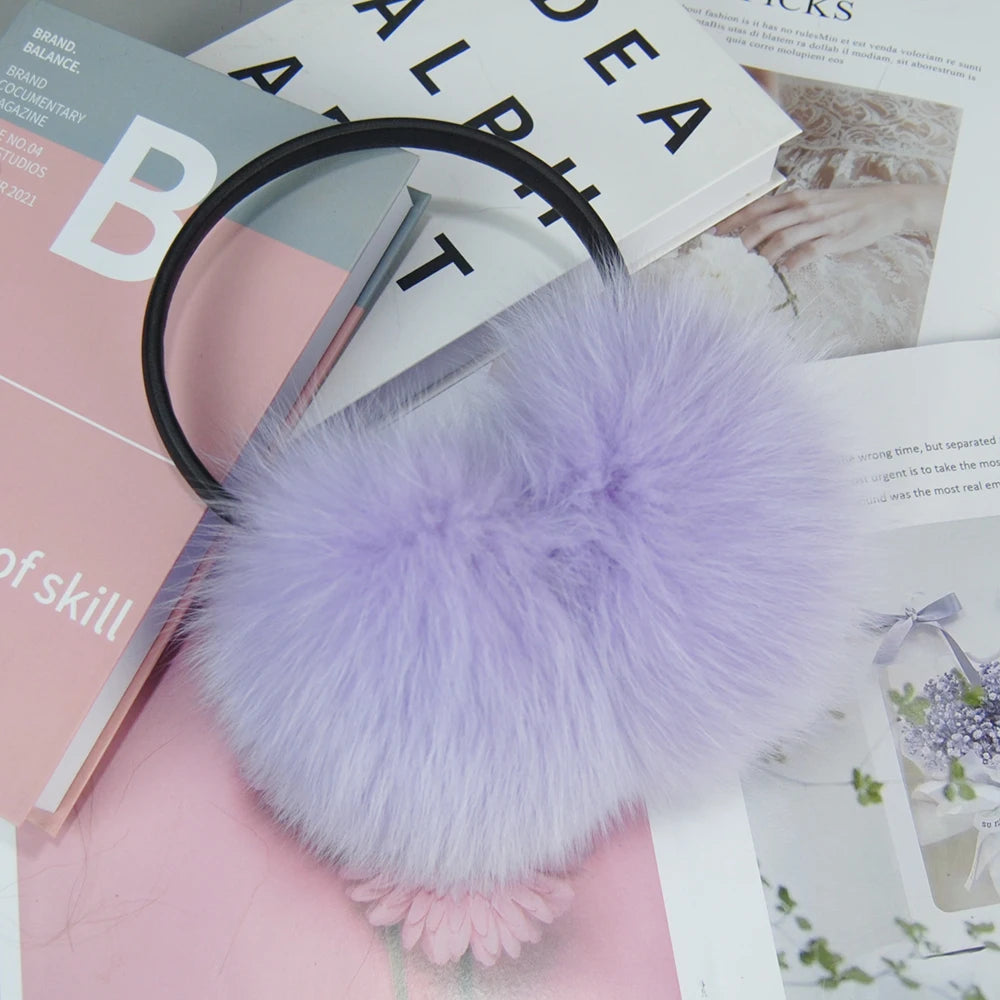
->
[[143, 119, 857, 965]]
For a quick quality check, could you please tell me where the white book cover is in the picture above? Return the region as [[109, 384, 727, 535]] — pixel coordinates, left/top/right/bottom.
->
[[190, 0, 797, 414], [673, 0, 999, 355]]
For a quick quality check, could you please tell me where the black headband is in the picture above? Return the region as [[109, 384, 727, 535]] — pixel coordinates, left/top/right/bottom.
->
[[141, 116, 625, 518]]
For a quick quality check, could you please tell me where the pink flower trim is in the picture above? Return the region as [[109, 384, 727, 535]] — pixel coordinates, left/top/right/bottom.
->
[[346, 872, 574, 965]]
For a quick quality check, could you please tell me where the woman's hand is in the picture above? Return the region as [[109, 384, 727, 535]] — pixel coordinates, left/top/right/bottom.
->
[[714, 183, 947, 270]]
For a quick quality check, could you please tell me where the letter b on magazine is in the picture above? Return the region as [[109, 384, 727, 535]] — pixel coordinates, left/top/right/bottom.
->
[[51, 115, 218, 281]]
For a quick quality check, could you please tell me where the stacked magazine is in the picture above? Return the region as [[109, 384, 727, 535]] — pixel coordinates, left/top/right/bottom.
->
[[0, 0, 421, 833]]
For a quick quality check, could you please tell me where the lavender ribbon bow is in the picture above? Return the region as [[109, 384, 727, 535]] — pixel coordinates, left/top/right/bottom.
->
[[869, 593, 982, 686]]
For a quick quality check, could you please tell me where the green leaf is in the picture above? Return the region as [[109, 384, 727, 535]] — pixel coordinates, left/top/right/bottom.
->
[[880, 957, 919, 987], [799, 938, 819, 967], [944, 784, 958, 801], [951, 759, 967, 780], [966, 920, 992, 935], [959, 782, 978, 801], [777, 951, 789, 971], [815, 939, 843, 975], [889, 684, 932, 725], [777, 885, 796, 915], [852, 769, 885, 806], [799, 938, 828, 968], [796, 916, 813, 931], [895, 919, 928, 945], [962, 686, 987, 708], [841, 966, 875, 984], [863, 785, 884, 805]]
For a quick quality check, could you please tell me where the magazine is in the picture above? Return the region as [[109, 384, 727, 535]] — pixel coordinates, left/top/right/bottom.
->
[[0, 0, 418, 831], [666, 0, 998, 358], [743, 340, 1000, 997], [190, 0, 799, 415]]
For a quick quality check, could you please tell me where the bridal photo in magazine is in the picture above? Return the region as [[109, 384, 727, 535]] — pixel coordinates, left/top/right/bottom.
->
[[655, 69, 960, 359]]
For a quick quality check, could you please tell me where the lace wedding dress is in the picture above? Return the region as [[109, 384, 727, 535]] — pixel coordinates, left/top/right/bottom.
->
[[655, 78, 961, 357]]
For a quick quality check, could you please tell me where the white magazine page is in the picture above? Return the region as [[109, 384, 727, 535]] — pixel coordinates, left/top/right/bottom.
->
[[743, 341, 1000, 998], [663, 0, 999, 352], [650, 784, 785, 1000], [0, 821, 21, 1000]]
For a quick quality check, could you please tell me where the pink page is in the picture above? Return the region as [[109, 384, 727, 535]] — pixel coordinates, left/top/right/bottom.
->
[[16, 647, 681, 999]]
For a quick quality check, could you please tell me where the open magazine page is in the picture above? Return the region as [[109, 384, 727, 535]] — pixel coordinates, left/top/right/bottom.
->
[[651, 788, 785, 999], [744, 340, 1000, 998], [664, 0, 998, 353]]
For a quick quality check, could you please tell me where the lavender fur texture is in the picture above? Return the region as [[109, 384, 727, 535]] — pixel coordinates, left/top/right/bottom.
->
[[191, 270, 856, 892]]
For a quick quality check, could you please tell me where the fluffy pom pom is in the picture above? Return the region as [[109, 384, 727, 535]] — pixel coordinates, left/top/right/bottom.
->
[[190, 269, 856, 925]]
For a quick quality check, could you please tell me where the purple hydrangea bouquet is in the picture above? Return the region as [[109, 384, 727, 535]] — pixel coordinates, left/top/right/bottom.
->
[[872, 595, 1000, 896]]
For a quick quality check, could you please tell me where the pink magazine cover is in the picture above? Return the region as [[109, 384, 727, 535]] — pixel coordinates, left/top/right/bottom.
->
[[0, 1, 416, 828], [15, 646, 682, 1000]]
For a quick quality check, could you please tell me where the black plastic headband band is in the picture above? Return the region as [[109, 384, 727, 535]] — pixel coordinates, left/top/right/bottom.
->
[[141, 116, 625, 518]]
